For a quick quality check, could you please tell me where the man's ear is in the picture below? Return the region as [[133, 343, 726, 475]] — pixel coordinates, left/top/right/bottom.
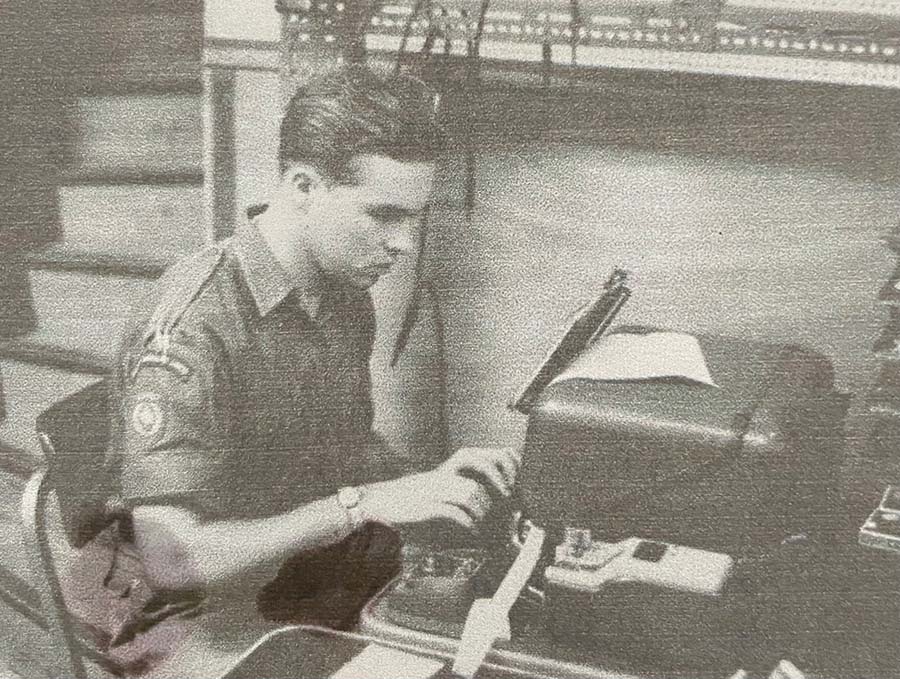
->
[[282, 165, 326, 208]]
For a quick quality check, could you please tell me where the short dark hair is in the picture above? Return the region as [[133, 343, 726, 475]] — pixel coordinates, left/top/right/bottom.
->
[[279, 64, 445, 182]]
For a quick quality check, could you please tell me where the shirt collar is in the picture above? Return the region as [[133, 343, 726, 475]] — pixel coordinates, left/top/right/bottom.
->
[[232, 220, 296, 319]]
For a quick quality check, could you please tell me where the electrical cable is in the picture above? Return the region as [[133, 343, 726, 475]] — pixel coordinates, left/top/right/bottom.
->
[[541, 40, 552, 86], [388, 245, 452, 461], [463, 0, 491, 220], [348, 0, 384, 63], [389, 23, 448, 366], [569, 0, 582, 64], [390, 204, 431, 367], [395, 0, 429, 74], [389, 4, 452, 460], [420, 1, 443, 66], [423, 280, 451, 456], [472, 0, 491, 56]]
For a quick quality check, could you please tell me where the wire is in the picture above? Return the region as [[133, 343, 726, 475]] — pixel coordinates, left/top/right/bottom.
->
[[395, 0, 429, 75], [390, 205, 430, 366], [420, 2, 443, 64], [424, 280, 451, 456], [541, 40, 552, 86], [348, 0, 384, 63], [391, 7, 449, 365], [390, 7, 452, 461], [569, 0, 582, 64], [463, 0, 490, 220], [472, 0, 491, 58]]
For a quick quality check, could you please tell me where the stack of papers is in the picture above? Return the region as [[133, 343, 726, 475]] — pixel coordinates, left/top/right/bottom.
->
[[550, 331, 717, 387]]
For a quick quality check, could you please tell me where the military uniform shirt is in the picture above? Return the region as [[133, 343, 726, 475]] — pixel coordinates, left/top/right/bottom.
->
[[109, 222, 401, 629], [113, 222, 378, 522]]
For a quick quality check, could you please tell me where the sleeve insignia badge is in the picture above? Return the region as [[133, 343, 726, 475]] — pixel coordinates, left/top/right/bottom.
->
[[130, 392, 165, 441]]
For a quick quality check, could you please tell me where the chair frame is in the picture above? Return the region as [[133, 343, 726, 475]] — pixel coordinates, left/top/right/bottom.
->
[[19, 426, 263, 679], [15, 379, 114, 678], [20, 459, 89, 679]]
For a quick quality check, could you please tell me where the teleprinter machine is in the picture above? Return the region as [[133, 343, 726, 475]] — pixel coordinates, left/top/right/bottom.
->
[[361, 270, 857, 677], [511, 270, 847, 557]]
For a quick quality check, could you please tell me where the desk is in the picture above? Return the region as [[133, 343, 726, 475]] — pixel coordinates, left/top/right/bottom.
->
[[220, 625, 617, 679], [358, 541, 900, 679], [359, 575, 713, 679]]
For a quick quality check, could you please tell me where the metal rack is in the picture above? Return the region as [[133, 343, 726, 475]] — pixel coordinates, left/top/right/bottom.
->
[[277, 0, 900, 90]]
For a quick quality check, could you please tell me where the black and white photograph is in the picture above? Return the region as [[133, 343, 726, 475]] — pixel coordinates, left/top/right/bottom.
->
[[1, 1, 900, 677]]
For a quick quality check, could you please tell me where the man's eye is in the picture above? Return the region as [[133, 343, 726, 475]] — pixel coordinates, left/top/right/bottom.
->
[[367, 209, 395, 221], [367, 207, 415, 223]]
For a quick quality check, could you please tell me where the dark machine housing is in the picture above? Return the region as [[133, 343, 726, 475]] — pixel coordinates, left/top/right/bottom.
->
[[518, 333, 849, 556]]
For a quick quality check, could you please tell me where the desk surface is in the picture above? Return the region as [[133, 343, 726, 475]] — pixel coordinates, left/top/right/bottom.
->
[[358, 541, 900, 679], [221, 625, 605, 679], [359, 579, 714, 679]]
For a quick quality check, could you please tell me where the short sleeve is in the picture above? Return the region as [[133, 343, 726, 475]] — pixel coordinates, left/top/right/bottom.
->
[[116, 331, 232, 518]]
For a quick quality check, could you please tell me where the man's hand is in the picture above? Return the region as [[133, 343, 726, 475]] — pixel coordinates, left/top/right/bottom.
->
[[439, 446, 519, 496], [359, 447, 521, 530]]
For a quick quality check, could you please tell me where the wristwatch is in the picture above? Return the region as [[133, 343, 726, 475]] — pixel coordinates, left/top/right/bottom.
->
[[337, 486, 366, 532]]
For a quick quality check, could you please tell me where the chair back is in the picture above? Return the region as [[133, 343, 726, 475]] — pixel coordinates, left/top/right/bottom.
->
[[20, 468, 89, 679], [17, 379, 117, 679], [23, 379, 266, 679], [35, 379, 114, 549]]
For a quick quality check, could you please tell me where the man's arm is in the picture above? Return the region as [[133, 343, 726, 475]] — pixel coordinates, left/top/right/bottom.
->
[[117, 325, 337, 593], [132, 446, 520, 591], [120, 325, 519, 594], [132, 495, 353, 591]]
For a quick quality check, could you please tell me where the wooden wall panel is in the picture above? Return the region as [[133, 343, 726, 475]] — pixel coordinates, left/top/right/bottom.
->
[[58, 185, 204, 259], [70, 95, 202, 176]]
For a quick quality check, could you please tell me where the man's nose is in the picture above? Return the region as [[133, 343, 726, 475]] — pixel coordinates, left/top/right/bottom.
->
[[384, 224, 414, 258]]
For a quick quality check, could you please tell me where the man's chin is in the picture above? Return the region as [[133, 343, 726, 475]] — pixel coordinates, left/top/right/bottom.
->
[[329, 267, 390, 291], [343, 270, 381, 290], [361, 267, 394, 287]]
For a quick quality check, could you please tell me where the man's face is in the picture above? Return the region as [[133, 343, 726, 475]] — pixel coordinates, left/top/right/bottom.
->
[[301, 154, 436, 290]]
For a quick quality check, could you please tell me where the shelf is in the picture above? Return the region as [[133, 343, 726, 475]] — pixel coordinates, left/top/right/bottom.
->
[[365, 34, 900, 90], [58, 168, 204, 186], [18, 244, 172, 279], [73, 67, 202, 96]]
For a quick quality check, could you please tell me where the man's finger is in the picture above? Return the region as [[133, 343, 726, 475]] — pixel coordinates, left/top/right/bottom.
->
[[447, 450, 509, 496], [462, 447, 520, 489], [470, 448, 515, 489], [436, 504, 475, 531], [493, 447, 520, 488]]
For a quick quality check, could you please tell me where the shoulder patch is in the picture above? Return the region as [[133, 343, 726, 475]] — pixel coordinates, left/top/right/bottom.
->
[[142, 247, 227, 353]]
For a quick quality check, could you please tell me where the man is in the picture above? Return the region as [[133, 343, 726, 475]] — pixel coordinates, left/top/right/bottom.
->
[[105, 64, 519, 659]]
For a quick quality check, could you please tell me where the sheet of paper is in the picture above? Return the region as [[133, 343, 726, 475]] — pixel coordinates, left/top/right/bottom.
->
[[768, 660, 807, 679], [330, 645, 444, 679], [550, 331, 717, 387]]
